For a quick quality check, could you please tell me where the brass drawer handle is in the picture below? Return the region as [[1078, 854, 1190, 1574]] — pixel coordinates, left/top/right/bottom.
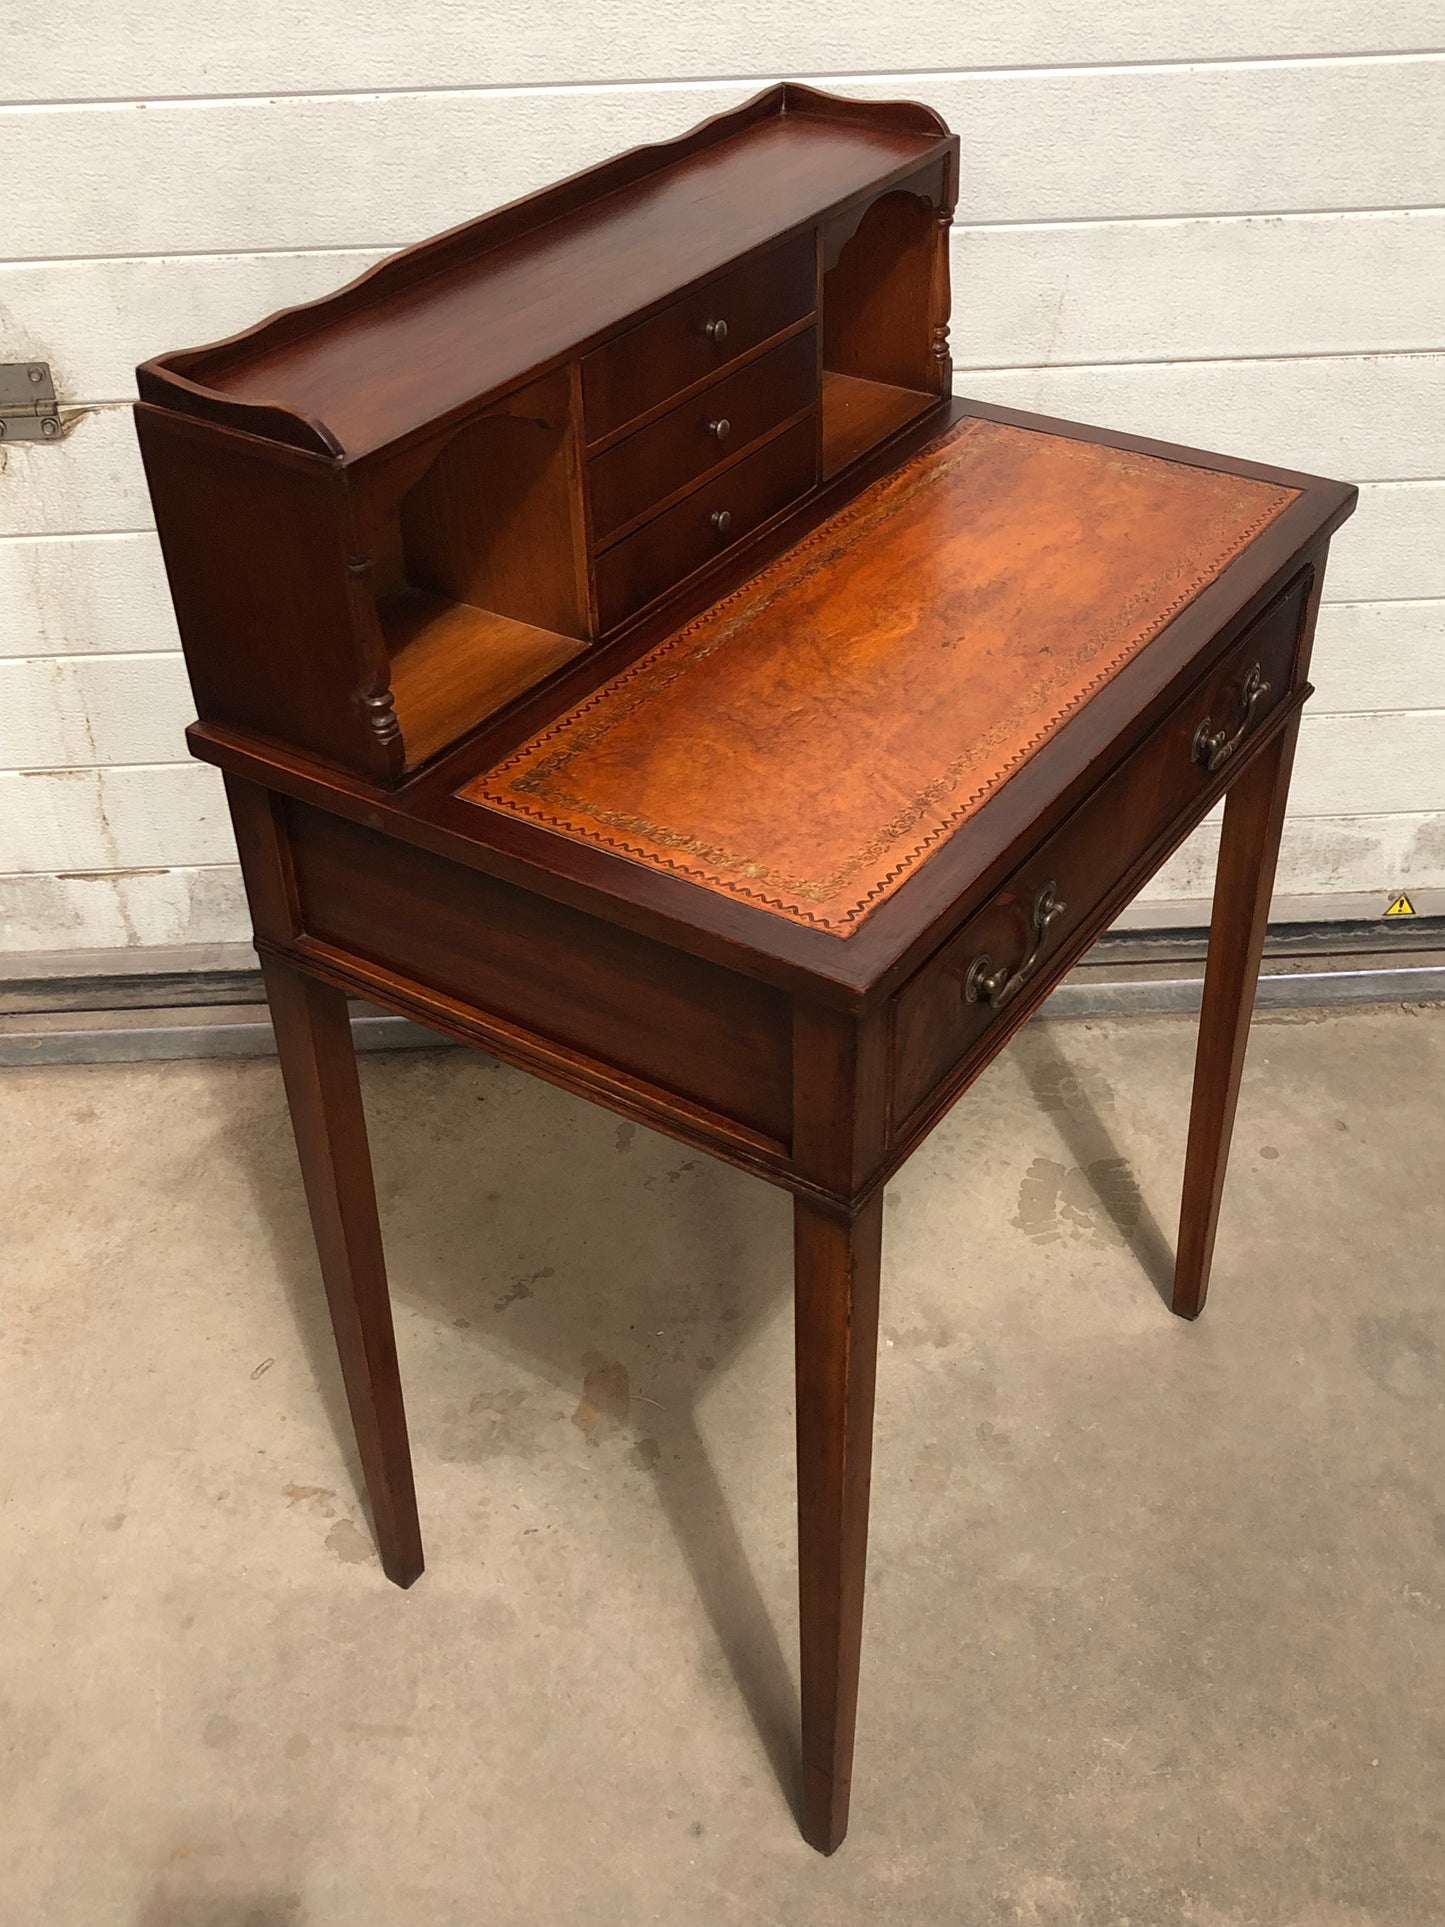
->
[[963, 881, 1067, 1010], [1191, 662, 1270, 774], [710, 508, 733, 535], [707, 416, 731, 441], [703, 318, 729, 345]]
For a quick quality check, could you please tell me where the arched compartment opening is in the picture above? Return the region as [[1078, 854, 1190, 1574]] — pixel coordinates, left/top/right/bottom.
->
[[821, 189, 943, 478], [364, 367, 592, 767]]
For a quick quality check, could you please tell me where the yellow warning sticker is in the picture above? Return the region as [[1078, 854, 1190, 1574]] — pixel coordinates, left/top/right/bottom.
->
[[1384, 893, 1417, 917]]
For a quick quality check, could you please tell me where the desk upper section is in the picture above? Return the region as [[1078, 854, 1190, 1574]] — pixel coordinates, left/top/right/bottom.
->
[[134, 87, 961, 790], [136, 86, 952, 461]]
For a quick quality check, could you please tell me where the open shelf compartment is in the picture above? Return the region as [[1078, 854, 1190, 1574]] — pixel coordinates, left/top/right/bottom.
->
[[361, 369, 593, 769], [820, 188, 945, 480]]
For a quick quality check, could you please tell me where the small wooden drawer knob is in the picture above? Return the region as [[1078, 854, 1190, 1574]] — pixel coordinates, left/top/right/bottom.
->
[[710, 508, 733, 535], [707, 417, 731, 442], [703, 317, 729, 345]]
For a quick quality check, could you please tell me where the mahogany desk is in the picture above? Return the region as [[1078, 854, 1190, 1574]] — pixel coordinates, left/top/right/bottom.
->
[[134, 86, 1356, 1853]]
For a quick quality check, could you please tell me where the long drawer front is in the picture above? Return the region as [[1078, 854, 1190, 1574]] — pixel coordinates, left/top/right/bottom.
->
[[285, 802, 794, 1143], [890, 571, 1311, 1130]]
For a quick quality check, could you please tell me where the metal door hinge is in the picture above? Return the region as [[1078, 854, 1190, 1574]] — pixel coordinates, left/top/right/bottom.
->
[[0, 363, 61, 441]]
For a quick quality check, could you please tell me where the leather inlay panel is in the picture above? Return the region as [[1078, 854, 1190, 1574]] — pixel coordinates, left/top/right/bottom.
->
[[461, 418, 1298, 934]]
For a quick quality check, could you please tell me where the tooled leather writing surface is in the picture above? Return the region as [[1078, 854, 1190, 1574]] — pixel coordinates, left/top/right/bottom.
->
[[462, 418, 1297, 934]]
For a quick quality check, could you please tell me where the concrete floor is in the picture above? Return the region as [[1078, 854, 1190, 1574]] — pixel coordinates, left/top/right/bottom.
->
[[2, 1004, 1442, 1925]]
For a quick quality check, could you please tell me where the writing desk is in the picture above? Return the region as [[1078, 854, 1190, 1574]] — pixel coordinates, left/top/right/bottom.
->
[[134, 85, 1356, 1853]]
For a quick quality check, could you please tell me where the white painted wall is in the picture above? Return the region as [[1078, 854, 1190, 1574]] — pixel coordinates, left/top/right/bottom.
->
[[2, 8, 1443, 952]]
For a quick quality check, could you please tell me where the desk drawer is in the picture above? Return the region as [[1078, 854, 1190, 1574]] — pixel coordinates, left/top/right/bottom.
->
[[287, 802, 794, 1142], [596, 413, 817, 630], [891, 572, 1310, 1128], [581, 237, 816, 442], [590, 330, 817, 544]]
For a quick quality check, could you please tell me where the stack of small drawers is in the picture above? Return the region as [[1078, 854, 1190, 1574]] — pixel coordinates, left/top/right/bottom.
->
[[582, 236, 821, 629]]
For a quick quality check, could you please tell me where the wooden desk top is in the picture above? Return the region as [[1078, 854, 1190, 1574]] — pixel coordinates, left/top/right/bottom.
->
[[461, 416, 1298, 934], [188, 398, 1353, 1006]]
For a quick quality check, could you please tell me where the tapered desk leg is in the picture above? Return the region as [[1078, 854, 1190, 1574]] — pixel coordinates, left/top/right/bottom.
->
[[261, 956, 424, 1587], [794, 1192, 885, 1854], [1173, 720, 1300, 1320]]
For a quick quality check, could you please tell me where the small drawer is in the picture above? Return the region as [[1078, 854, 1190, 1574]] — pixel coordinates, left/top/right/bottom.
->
[[890, 572, 1310, 1129], [581, 237, 816, 443], [595, 415, 817, 631], [590, 330, 818, 544]]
